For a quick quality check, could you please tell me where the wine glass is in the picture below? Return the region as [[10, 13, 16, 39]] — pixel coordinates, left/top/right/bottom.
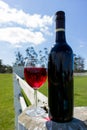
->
[[24, 57, 47, 116]]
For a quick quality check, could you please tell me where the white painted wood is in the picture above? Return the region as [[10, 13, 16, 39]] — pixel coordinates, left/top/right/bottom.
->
[[13, 66, 24, 78], [18, 106, 87, 130], [13, 67, 48, 130], [13, 74, 23, 130], [19, 96, 27, 111], [15, 74, 48, 105], [13, 73, 48, 129]]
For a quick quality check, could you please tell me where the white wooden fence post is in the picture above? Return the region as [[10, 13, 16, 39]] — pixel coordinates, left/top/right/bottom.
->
[[13, 74, 22, 130], [13, 65, 24, 79]]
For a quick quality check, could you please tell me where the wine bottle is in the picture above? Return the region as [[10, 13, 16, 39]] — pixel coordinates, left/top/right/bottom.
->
[[48, 11, 74, 122]]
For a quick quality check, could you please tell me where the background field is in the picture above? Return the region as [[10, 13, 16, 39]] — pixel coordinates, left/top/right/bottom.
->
[[0, 74, 87, 130], [0, 74, 15, 130], [39, 75, 87, 106]]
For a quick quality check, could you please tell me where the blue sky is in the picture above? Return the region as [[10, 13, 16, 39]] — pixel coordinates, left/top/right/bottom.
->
[[0, 0, 87, 69]]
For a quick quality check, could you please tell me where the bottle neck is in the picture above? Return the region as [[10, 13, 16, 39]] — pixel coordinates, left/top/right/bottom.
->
[[55, 19, 66, 43]]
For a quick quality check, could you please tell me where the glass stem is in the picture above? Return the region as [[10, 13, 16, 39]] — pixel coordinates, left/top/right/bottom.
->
[[34, 89, 37, 108]]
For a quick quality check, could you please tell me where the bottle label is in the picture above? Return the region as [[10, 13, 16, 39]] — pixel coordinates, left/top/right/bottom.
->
[[56, 28, 65, 32]]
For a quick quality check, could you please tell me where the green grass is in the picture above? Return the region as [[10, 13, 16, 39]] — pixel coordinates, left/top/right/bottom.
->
[[74, 76, 87, 106], [0, 74, 15, 130], [21, 88, 31, 106], [39, 76, 87, 106], [39, 79, 48, 97]]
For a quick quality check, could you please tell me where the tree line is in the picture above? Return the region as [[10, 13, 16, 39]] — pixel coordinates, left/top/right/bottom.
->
[[14, 46, 86, 72], [0, 59, 12, 73], [0, 46, 86, 73], [14, 46, 48, 68], [74, 54, 85, 72]]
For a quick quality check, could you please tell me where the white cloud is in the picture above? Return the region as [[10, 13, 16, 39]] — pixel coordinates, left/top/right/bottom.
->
[[79, 40, 86, 48], [0, 0, 53, 45], [0, 27, 45, 45], [79, 45, 84, 48]]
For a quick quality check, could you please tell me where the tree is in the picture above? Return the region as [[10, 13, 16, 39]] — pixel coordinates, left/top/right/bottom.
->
[[14, 51, 25, 66], [25, 47, 38, 66], [39, 47, 48, 67], [14, 47, 85, 72], [14, 47, 48, 67], [25, 46, 48, 67], [0, 59, 12, 73], [74, 54, 84, 72], [0, 59, 1, 64], [0, 59, 5, 73]]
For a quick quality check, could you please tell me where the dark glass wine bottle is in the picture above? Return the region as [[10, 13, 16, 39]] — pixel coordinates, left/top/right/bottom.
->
[[48, 11, 74, 122]]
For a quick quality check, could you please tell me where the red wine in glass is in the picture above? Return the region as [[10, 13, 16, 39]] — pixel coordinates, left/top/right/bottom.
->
[[24, 67, 47, 89], [24, 56, 47, 116]]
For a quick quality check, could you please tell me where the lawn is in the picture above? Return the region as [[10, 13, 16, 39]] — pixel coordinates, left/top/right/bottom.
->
[[39, 76, 87, 106], [0, 74, 87, 130], [74, 76, 87, 106], [0, 74, 15, 130]]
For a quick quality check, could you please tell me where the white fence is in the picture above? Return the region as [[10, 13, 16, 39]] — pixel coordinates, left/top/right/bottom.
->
[[13, 69, 48, 130]]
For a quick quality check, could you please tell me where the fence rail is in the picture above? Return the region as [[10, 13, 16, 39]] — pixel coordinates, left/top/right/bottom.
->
[[13, 72, 48, 130]]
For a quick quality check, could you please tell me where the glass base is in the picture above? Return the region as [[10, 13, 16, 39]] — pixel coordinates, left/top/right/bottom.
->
[[26, 106, 46, 117]]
